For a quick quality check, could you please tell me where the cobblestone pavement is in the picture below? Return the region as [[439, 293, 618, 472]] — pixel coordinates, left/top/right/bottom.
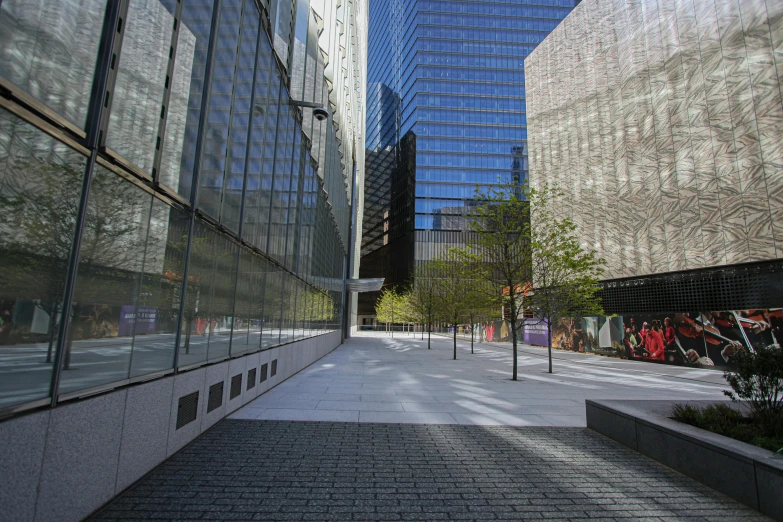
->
[[91, 420, 769, 521]]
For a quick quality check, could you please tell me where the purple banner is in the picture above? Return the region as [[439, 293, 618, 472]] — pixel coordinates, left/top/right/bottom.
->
[[523, 319, 549, 346], [118, 306, 158, 336]]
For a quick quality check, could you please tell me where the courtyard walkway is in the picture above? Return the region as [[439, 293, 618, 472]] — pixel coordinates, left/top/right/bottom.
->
[[230, 332, 730, 427], [90, 333, 770, 521]]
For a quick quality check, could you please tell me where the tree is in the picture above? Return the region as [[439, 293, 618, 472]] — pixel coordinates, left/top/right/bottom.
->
[[375, 287, 401, 336], [457, 252, 499, 354], [526, 184, 604, 373], [407, 262, 439, 349], [431, 248, 472, 360], [466, 184, 532, 380]]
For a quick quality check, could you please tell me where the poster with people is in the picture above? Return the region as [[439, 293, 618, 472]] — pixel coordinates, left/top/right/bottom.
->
[[622, 309, 781, 368]]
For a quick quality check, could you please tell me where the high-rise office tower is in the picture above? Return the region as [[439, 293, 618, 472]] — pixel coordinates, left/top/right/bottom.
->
[[0, 1, 366, 519], [359, 0, 579, 319]]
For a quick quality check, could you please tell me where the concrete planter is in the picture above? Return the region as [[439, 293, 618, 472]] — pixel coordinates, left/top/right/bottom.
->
[[586, 399, 783, 521]]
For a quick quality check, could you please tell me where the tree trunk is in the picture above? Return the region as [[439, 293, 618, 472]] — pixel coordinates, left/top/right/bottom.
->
[[427, 322, 431, 349], [511, 317, 518, 381], [453, 323, 457, 360], [548, 320, 553, 374], [470, 322, 474, 354]]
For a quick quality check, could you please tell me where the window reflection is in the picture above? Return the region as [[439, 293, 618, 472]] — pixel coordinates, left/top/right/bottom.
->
[[0, 109, 87, 408], [159, 0, 216, 200], [107, 0, 176, 173], [59, 165, 155, 394], [0, 0, 106, 129]]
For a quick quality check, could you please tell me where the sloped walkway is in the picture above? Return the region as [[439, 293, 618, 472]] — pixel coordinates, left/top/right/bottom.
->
[[91, 420, 768, 521], [90, 333, 770, 521]]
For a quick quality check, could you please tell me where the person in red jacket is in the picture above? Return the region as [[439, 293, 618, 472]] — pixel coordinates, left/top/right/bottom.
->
[[646, 321, 665, 360]]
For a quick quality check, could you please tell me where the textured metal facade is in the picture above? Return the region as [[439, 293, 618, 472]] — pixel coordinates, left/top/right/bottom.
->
[[527, 0, 783, 280]]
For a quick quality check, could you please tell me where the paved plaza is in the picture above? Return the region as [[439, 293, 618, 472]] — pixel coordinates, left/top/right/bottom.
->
[[90, 333, 770, 521], [229, 332, 730, 427]]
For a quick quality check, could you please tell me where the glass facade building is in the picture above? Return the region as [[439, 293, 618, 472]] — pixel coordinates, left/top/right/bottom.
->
[[360, 0, 578, 314], [0, 0, 366, 414]]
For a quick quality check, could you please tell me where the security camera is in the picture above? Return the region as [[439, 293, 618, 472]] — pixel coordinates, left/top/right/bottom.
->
[[313, 107, 328, 121]]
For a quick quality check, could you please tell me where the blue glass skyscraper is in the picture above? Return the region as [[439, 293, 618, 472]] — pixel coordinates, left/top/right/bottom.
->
[[359, 0, 579, 316]]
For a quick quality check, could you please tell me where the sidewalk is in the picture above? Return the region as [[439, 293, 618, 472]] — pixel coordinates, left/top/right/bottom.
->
[[90, 332, 769, 522], [229, 332, 730, 427]]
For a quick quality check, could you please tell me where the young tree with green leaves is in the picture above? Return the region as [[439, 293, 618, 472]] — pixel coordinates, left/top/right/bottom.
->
[[407, 262, 439, 349], [526, 184, 604, 373], [431, 248, 476, 360], [375, 287, 402, 336], [466, 184, 531, 380], [458, 253, 499, 354]]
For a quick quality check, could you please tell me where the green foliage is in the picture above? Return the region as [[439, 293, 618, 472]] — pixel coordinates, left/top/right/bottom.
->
[[405, 261, 441, 349], [671, 402, 783, 452], [723, 346, 783, 437], [375, 287, 402, 324], [526, 183, 604, 325]]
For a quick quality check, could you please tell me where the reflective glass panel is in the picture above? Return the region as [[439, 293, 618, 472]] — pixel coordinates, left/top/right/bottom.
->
[[128, 198, 189, 378], [106, 0, 176, 173], [159, 0, 216, 200], [59, 165, 154, 395], [0, 0, 106, 129], [0, 109, 87, 408]]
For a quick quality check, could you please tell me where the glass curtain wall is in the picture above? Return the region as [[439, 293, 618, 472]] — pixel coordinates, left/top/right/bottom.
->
[[0, 0, 346, 412]]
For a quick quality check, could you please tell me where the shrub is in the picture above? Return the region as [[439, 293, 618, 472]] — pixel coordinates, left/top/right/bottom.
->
[[723, 345, 783, 437]]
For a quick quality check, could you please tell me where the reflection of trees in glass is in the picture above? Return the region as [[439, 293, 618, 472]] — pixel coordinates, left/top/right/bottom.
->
[[1, 159, 83, 353]]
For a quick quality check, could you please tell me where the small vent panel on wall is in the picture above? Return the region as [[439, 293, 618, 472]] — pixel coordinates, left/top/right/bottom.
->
[[207, 382, 223, 413], [230, 374, 242, 400], [247, 368, 256, 390], [260, 363, 268, 382], [176, 391, 199, 429], [271, 359, 277, 377]]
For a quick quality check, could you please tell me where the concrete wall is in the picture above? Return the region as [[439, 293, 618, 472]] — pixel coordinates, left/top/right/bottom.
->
[[527, 0, 783, 280], [0, 331, 342, 522]]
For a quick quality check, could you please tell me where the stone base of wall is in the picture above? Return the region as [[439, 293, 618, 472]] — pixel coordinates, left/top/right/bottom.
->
[[0, 331, 342, 522]]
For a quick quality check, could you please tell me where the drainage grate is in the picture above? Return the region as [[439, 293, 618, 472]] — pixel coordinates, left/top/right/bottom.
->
[[230, 374, 242, 400], [207, 382, 223, 413], [271, 359, 277, 377], [260, 363, 268, 382], [247, 368, 256, 390], [176, 391, 199, 429]]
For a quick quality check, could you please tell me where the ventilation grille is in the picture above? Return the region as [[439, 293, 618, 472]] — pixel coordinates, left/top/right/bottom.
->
[[271, 359, 277, 377], [176, 391, 199, 429], [230, 374, 242, 399], [207, 382, 223, 413], [260, 363, 268, 382], [247, 368, 256, 390]]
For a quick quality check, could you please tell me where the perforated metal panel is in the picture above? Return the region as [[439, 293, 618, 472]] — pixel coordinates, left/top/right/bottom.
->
[[176, 391, 199, 429], [598, 260, 783, 314], [207, 382, 223, 413], [271, 359, 277, 377], [230, 374, 242, 400], [247, 368, 256, 390], [260, 363, 268, 382]]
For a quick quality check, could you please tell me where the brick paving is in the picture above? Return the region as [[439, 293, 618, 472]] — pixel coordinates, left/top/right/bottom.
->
[[90, 420, 769, 521]]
